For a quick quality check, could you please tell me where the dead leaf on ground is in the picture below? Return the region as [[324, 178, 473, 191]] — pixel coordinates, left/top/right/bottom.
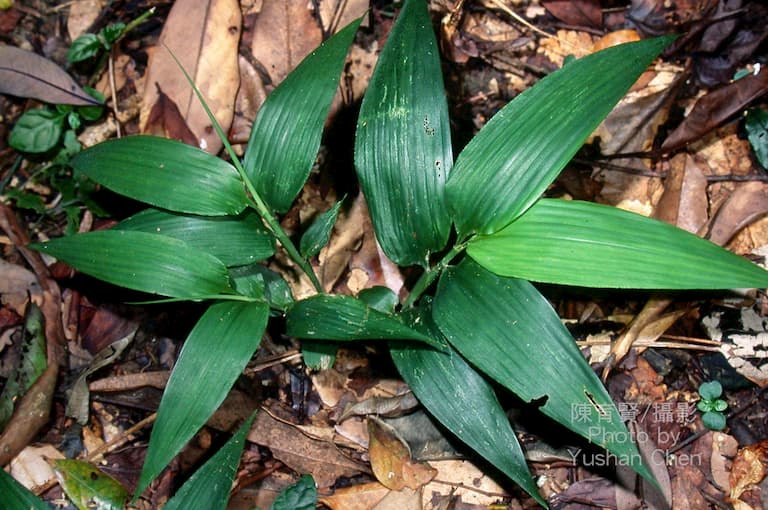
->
[[140, 0, 241, 153], [672, 465, 710, 510], [0, 259, 41, 316], [143, 84, 199, 146], [0, 46, 101, 106], [247, 404, 367, 487], [367, 416, 437, 491], [729, 440, 768, 506], [711, 432, 739, 491], [67, 0, 104, 41], [541, 0, 602, 29], [706, 181, 768, 247], [423, 459, 513, 507], [662, 69, 768, 152], [319, 481, 390, 510], [654, 154, 709, 235], [592, 62, 680, 210]]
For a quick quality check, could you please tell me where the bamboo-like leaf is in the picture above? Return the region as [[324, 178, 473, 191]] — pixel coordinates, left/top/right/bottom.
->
[[468, 199, 768, 289], [244, 19, 361, 213], [390, 304, 545, 505], [31, 231, 232, 298], [446, 36, 674, 237], [117, 208, 275, 267], [71, 136, 248, 215], [432, 258, 653, 482], [271, 475, 317, 510], [300, 199, 344, 258], [0, 469, 48, 510], [354, 0, 453, 266], [136, 301, 268, 497], [163, 413, 256, 510], [286, 294, 439, 348]]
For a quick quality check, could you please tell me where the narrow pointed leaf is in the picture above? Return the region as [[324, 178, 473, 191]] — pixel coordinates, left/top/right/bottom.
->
[[446, 36, 674, 236], [433, 259, 653, 482], [468, 199, 768, 289], [163, 413, 257, 510], [0, 469, 48, 510], [390, 305, 544, 505], [136, 301, 268, 497], [71, 136, 248, 215], [31, 231, 232, 298], [286, 294, 439, 348], [244, 19, 362, 213], [354, 0, 453, 266], [300, 199, 344, 258], [117, 208, 275, 266]]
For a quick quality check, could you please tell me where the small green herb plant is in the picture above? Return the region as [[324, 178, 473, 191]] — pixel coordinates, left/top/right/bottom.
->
[[24, 0, 768, 506], [697, 380, 728, 431]]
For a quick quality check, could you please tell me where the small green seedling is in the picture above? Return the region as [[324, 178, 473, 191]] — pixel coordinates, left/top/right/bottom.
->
[[697, 380, 728, 431]]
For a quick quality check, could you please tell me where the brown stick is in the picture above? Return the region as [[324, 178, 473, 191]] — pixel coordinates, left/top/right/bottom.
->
[[0, 203, 65, 466]]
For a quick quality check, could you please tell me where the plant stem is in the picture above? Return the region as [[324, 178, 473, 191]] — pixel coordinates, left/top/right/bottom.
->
[[403, 242, 467, 308], [168, 48, 324, 294]]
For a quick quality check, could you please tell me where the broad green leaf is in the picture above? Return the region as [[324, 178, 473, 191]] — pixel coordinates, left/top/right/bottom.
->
[[164, 413, 257, 510], [698, 381, 722, 400], [702, 411, 726, 431], [468, 199, 768, 289], [301, 340, 338, 370], [0, 303, 46, 429], [390, 304, 544, 505], [117, 208, 275, 267], [8, 108, 64, 153], [270, 474, 317, 510], [355, 0, 452, 266], [446, 36, 674, 236], [31, 230, 232, 298], [136, 301, 268, 497], [300, 198, 344, 258], [746, 107, 768, 169], [230, 264, 292, 309], [244, 19, 361, 213], [0, 469, 48, 510], [71, 136, 248, 215], [286, 294, 438, 348], [52, 459, 128, 510], [358, 286, 399, 313], [432, 258, 653, 482]]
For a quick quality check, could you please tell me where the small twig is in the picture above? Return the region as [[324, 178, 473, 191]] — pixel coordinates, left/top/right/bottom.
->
[[486, 0, 589, 53], [108, 51, 122, 138]]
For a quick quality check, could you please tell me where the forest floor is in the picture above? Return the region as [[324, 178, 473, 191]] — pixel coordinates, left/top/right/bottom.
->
[[1, 0, 768, 509]]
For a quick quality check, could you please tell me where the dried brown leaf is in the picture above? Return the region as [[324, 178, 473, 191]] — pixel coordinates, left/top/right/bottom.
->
[[541, 0, 602, 28], [140, 0, 241, 153], [662, 70, 768, 152], [143, 84, 199, 147], [367, 417, 436, 491], [706, 181, 768, 246], [654, 154, 708, 234], [319, 482, 390, 510], [247, 406, 366, 487], [729, 440, 768, 504], [0, 46, 100, 106]]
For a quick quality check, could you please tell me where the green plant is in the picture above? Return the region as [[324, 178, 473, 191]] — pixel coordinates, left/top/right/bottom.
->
[[697, 381, 728, 431], [23, 0, 768, 506]]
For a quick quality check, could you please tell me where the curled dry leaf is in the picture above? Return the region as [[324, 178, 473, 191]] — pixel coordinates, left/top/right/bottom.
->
[[0, 46, 101, 106], [662, 70, 768, 152], [729, 440, 768, 505], [140, 0, 241, 153], [367, 417, 437, 491], [706, 181, 768, 247]]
